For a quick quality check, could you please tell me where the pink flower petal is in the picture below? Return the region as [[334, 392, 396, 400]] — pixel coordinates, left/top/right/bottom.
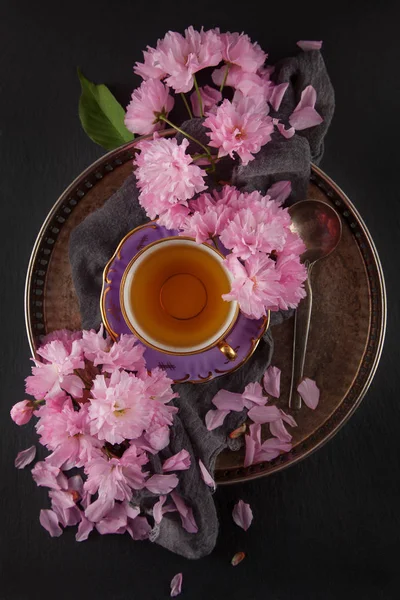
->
[[76, 515, 94, 542], [297, 40, 323, 51], [198, 459, 215, 490], [212, 389, 244, 411], [170, 573, 183, 597], [256, 437, 292, 462], [15, 445, 36, 469], [269, 419, 292, 442], [297, 378, 320, 409], [269, 82, 288, 111], [266, 180, 292, 205], [162, 450, 191, 472], [153, 495, 167, 525], [244, 434, 256, 468], [145, 473, 179, 495], [263, 366, 281, 398], [276, 121, 295, 139], [171, 492, 198, 534], [127, 515, 151, 540], [242, 382, 266, 406], [232, 499, 253, 531], [205, 409, 230, 431], [289, 106, 323, 130], [39, 509, 63, 537], [280, 409, 297, 428], [248, 405, 282, 424]]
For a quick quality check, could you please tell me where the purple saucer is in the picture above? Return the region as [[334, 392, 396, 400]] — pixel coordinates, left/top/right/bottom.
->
[[100, 223, 269, 383]]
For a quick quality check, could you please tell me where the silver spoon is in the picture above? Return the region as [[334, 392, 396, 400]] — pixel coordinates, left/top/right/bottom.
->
[[288, 199, 342, 410]]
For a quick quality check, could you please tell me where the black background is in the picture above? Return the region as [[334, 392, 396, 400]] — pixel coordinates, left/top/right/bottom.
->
[[1, 1, 399, 599]]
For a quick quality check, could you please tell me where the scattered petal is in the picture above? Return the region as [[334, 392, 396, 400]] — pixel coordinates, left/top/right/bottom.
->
[[76, 515, 94, 542], [297, 378, 320, 409], [39, 509, 63, 537], [232, 500, 253, 531], [171, 492, 198, 534], [269, 419, 292, 442], [205, 408, 230, 431], [231, 551, 246, 566], [244, 434, 256, 468], [266, 180, 292, 205], [269, 82, 288, 111], [229, 423, 247, 439], [163, 450, 191, 472], [170, 573, 183, 597], [212, 389, 244, 411], [289, 106, 323, 130], [153, 495, 167, 525], [242, 382, 267, 407], [263, 366, 281, 398], [127, 515, 151, 540], [145, 473, 179, 495], [198, 459, 215, 490], [15, 445, 36, 469], [248, 404, 282, 424], [297, 40, 323, 51], [276, 121, 295, 139]]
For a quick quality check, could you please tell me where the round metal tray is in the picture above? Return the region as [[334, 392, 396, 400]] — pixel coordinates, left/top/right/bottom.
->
[[25, 138, 386, 484]]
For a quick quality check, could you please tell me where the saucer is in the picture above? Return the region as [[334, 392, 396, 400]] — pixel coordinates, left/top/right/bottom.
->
[[100, 222, 269, 384]]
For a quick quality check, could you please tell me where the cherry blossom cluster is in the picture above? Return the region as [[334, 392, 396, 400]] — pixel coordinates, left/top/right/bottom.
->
[[124, 28, 323, 319], [10, 328, 198, 541]]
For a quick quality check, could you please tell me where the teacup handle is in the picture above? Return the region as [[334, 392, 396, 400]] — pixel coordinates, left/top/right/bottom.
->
[[217, 340, 237, 361]]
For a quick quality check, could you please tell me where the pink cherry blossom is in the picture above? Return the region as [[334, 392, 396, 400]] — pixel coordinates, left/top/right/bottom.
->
[[49, 475, 84, 528], [140, 368, 179, 452], [223, 253, 283, 319], [163, 450, 191, 472], [204, 94, 274, 165], [36, 401, 102, 469], [134, 137, 207, 220], [88, 370, 152, 445], [25, 339, 84, 400], [40, 509, 63, 537], [157, 203, 191, 230], [212, 389, 244, 412], [198, 459, 215, 490], [220, 200, 290, 259], [218, 31, 266, 73], [190, 85, 222, 117], [96, 502, 140, 535], [297, 40, 323, 51], [10, 400, 35, 425], [15, 445, 36, 469], [84, 446, 148, 522], [297, 378, 320, 409], [205, 408, 230, 431], [145, 473, 179, 495], [41, 329, 82, 353], [263, 366, 281, 397], [32, 461, 68, 490], [134, 45, 166, 80], [125, 79, 174, 136], [180, 202, 229, 244], [155, 27, 222, 93], [289, 85, 323, 131], [170, 573, 183, 598], [212, 65, 273, 101], [171, 492, 198, 533], [232, 499, 253, 531], [81, 326, 146, 375], [275, 253, 307, 310]]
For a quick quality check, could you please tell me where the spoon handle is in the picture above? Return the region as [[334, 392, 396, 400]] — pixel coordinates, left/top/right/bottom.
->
[[288, 261, 314, 410]]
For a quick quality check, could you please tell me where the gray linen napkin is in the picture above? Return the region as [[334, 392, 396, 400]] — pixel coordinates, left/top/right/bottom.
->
[[69, 49, 334, 559]]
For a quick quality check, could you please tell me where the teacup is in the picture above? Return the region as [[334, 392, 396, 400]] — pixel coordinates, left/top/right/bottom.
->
[[120, 237, 239, 359]]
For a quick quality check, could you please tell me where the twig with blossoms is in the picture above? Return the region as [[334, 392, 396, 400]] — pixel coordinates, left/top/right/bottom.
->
[[11, 327, 198, 541]]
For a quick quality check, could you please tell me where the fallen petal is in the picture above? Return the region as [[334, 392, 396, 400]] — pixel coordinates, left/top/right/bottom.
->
[[263, 366, 281, 398], [244, 434, 256, 468], [15, 445, 36, 469], [248, 405, 282, 424], [76, 515, 94, 542], [269, 419, 292, 442], [171, 492, 198, 534], [212, 389, 244, 411], [289, 106, 323, 130], [205, 408, 230, 431], [232, 500, 253, 531], [145, 474, 179, 495], [153, 495, 167, 525], [267, 181, 292, 205], [39, 509, 63, 537], [127, 515, 151, 540], [269, 82, 289, 111], [162, 450, 191, 472], [280, 409, 297, 428], [242, 382, 266, 406], [276, 121, 295, 139], [229, 423, 247, 439], [297, 378, 320, 409], [231, 551, 246, 566], [198, 459, 216, 490], [297, 40, 323, 51], [170, 573, 183, 597]]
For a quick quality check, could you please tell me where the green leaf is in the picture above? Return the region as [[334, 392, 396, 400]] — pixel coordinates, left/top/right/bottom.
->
[[77, 68, 134, 151]]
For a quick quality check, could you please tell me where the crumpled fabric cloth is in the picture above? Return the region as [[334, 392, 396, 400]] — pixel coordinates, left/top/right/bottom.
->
[[69, 49, 334, 559]]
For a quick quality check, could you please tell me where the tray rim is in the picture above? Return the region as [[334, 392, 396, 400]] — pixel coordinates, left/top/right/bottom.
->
[[24, 138, 387, 485]]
